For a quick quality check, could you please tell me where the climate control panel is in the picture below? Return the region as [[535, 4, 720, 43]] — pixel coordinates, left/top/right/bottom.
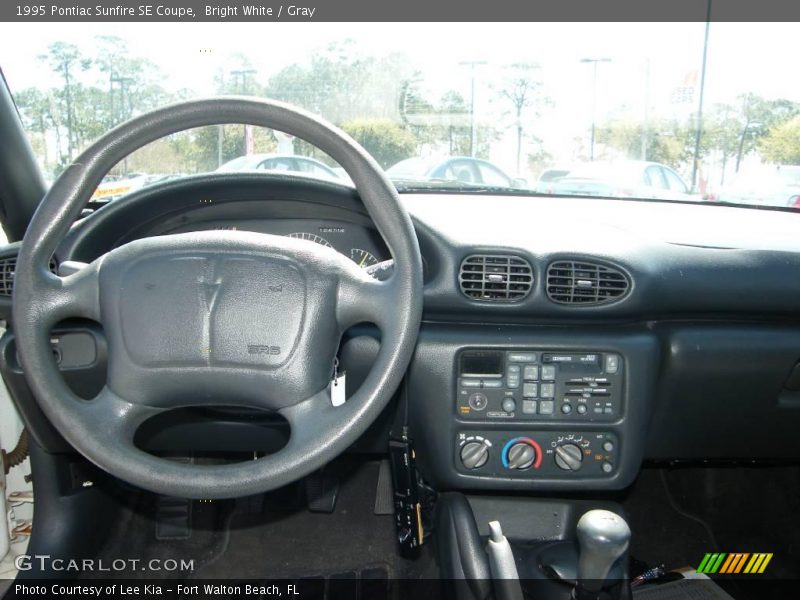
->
[[456, 349, 623, 422], [456, 431, 619, 479]]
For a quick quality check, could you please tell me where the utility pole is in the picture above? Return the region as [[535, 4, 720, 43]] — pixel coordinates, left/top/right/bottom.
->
[[691, 0, 712, 192], [111, 75, 134, 173], [641, 58, 651, 161], [459, 60, 487, 157], [110, 75, 134, 123], [230, 69, 257, 157], [62, 60, 74, 160], [580, 57, 611, 161]]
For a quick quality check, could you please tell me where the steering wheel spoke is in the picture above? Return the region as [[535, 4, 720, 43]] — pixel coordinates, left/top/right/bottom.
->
[[79, 386, 163, 445], [56, 260, 102, 322], [336, 265, 400, 333]]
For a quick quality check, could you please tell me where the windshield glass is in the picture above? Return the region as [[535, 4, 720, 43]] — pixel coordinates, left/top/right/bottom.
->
[[2, 22, 799, 208]]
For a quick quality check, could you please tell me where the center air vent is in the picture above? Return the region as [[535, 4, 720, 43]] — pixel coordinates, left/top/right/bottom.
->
[[546, 260, 630, 305], [459, 254, 533, 302], [0, 255, 58, 296]]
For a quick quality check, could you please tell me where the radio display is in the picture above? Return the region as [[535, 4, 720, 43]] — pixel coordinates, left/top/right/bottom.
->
[[460, 352, 503, 377]]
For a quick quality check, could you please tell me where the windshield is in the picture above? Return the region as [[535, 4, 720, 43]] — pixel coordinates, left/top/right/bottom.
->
[[2, 22, 800, 208]]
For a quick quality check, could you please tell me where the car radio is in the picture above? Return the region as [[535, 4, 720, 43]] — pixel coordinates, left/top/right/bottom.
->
[[456, 349, 623, 422]]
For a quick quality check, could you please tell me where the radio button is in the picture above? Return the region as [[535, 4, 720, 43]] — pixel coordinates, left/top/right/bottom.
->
[[523, 365, 539, 380], [507, 377, 520, 389], [522, 383, 538, 398], [561, 403, 573, 414], [540, 383, 556, 398], [508, 352, 537, 363], [541, 365, 557, 380], [483, 380, 503, 389], [539, 400, 555, 415], [605, 354, 620, 374], [577, 404, 588, 415], [501, 398, 517, 413], [522, 400, 537, 414], [461, 378, 481, 388]]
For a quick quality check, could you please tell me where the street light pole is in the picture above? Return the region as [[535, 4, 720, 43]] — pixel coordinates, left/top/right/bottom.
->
[[691, 0, 712, 192], [459, 60, 487, 157], [580, 58, 611, 161], [230, 69, 257, 158]]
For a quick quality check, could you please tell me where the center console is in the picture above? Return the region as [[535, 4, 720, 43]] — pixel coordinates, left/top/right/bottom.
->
[[406, 325, 659, 491], [455, 349, 622, 479]]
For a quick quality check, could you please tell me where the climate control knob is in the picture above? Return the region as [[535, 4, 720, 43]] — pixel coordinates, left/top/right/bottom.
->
[[460, 441, 490, 469], [554, 443, 584, 471], [501, 437, 542, 470]]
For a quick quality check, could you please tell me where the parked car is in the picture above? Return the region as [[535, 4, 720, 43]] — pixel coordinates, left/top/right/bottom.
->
[[535, 166, 574, 193], [542, 160, 699, 202], [216, 153, 343, 182], [90, 173, 174, 202], [713, 166, 800, 208], [386, 156, 527, 188]]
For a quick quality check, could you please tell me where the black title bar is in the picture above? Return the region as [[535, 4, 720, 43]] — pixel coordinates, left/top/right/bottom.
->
[[2, 0, 800, 22]]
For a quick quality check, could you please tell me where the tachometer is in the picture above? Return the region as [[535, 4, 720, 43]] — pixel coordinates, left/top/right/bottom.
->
[[286, 232, 333, 247], [350, 248, 379, 268]]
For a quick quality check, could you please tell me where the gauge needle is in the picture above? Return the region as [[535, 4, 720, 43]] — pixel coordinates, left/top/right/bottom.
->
[[359, 254, 369, 267]]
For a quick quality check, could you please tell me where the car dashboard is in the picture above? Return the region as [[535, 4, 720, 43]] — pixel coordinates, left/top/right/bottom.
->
[[3, 172, 800, 495]]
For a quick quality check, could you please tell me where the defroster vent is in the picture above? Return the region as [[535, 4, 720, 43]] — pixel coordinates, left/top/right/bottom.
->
[[0, 255, 58, 296], [546, 260, 630, 305], [459, 254, 533, 302]]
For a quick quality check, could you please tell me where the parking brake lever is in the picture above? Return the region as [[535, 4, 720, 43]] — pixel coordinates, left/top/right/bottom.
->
[[486, 521, 524, 600]]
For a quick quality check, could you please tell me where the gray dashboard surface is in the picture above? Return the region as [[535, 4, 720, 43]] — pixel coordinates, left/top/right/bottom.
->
[[33, 176, 800, 323]]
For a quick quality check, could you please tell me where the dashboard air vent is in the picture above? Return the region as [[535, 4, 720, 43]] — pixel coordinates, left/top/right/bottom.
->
[[546, 260, 629, 305], [0, 255, 58, 296], [459, 254, 533, 302]]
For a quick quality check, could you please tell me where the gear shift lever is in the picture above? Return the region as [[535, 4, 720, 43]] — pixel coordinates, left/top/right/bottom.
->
[[573, 510, 630, 599]]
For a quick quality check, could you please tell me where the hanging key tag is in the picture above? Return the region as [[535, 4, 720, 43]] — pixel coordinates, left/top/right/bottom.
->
[[330, 357, 347, 407]]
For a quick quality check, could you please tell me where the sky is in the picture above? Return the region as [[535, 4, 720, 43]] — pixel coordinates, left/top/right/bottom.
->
[[1, 21, 798, 171]]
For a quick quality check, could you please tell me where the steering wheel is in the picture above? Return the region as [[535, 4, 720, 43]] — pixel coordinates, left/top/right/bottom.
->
[[12, 98, 423, 499]]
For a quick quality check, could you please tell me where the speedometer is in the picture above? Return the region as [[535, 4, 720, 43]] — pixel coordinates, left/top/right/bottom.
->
[[286, 232, 333, 248], [350, 248, 379, 268]]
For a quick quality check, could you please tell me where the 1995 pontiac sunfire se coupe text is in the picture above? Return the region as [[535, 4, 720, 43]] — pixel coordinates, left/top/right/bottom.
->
[[0, 16, 799, 600]]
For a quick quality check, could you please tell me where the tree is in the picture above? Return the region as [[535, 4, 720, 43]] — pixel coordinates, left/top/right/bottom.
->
[[703, 103, 743, 184], [759, 117, 800, 165], [596, 118, 694, 169], [339, 118, 416, 168], [266, 41, 412, 124], [93, 35, 168, 127], [40, 41, 91, 162], [728, 94, 799, 172], [13, 88, 54, 167], [496, 63, 546, 175]]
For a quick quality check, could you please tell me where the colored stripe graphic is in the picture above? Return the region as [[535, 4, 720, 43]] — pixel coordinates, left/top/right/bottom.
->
[[698, 553, 727, 573], [710, 553, 726, 573], [698, 552, 777, 574], [697, 553, 714, 573], [719, 553, 750, 573], [757, 553, 773, 574], [733, 553, 750, 573], [719, 554, 736, 573]]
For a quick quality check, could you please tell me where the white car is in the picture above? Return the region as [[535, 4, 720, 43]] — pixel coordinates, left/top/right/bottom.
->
[[216, 153, 343, 182], [714, 166, 800, 209], [543, 160, 699, 202]]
